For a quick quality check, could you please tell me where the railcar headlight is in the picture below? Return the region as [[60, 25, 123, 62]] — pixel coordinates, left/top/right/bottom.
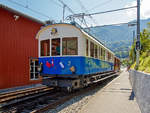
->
[[70, 66, 76, 74], [37, 63, 43, 72]]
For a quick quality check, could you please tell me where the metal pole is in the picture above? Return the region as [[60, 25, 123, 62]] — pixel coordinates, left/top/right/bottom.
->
[[63, 5, 66, 22], [133, 30, 135, 45], [136, 0, 140, 68], [132, 30, 135, 63]]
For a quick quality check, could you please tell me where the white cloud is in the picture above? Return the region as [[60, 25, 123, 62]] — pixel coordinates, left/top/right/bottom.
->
[[141, 0, 150, 19], [126, 0, 150, 20]]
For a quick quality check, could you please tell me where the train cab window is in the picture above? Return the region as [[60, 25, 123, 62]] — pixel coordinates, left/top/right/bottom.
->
[[86, 39, 89, 56], [52, 38, 60, 56], [90, 42, 94, 57], [40, 40, 50, 56], [94, 44, 98, 58], [62, 37, 77, 55]]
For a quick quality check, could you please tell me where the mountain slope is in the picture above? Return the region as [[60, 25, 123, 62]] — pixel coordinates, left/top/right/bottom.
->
[[88, 18, 150, 58]]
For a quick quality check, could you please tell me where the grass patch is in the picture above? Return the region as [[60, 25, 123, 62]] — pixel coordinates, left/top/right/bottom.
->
[[131, 52, 150, 73]]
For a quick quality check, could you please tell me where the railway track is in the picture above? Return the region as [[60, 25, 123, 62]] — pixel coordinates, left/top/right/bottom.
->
[[33, 72, 119, 113], [0, 72, 119, 113], [0, 86, 54, 112], [0, 86, 52, 102]]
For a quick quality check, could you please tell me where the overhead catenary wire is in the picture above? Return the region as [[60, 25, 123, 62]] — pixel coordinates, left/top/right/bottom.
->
[[67, 6, 137, 19], [25, 0, 28, 8], [87, 21, 137, 28], [57, 0, 89, 28], [58, 0, 75, 15], [6, 0, 52, 20], [51, 0, 62, 8], [5, 0, 138, 30], [76, 0, 98, 25], [88, 6, 137, 16], [88, 0, 113, 11]]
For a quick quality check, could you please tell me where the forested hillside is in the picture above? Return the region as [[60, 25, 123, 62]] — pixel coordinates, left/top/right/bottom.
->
[[88, 18, 150, 59], [129, 23, 150, 73]]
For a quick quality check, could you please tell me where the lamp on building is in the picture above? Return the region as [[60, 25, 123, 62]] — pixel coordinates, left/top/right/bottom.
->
[[13, 15, 20, 21]]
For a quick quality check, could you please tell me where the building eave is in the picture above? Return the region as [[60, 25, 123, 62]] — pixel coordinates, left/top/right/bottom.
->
[[0, 4, 46, 25]]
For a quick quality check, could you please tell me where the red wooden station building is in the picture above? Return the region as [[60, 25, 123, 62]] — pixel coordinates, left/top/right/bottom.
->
[[0, 4, 45, 89]]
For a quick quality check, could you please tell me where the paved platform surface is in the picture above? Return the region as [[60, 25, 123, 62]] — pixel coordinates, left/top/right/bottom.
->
[[79, 70, 141, 113]]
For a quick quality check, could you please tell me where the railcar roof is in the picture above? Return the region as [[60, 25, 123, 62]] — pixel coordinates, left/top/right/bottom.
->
[[81, 28, 114, 55], [70, 22, 115, 55], [37, 22, 115, 55]]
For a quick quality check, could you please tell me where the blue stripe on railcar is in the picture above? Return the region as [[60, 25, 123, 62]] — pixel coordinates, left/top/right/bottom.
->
[[39, 56, 114, 76]]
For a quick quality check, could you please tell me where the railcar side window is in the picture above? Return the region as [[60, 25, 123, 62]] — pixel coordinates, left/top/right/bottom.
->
[[100, 47, 103, 60], [52, 38, 60, 56], [103, 49, 106, 60], [108, 52, 111, 61], [95, 44, 98, 58], [62, 37, 77, 55], [101, 48, 105, 60], [40, 40, 50, 56], [90, 42, 94, 57], [86, 39, 89, 56], [99, 47, 101, 59]]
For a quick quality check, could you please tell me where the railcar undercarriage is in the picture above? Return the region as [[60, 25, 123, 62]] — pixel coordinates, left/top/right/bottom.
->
[[42, 71, 118, 92]]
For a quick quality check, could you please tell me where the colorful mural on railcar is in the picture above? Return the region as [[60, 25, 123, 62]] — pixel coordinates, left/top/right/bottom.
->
[[39, 56, 114, 77]]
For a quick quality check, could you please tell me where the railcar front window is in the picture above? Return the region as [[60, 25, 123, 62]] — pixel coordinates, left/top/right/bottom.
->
[[40, 40, 50, 56], [62, 37, 77, 55], [52, 38, 60, 56]]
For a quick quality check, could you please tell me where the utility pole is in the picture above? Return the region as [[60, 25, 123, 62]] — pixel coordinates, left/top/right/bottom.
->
[[63, 5, 66, 23], [136, 0, 140, 68], [133, 30, 135, 45], [133, 30, 135, 63]]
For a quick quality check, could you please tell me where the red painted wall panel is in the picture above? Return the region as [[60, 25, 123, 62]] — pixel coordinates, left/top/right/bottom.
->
[[0, 8, 42, 89]]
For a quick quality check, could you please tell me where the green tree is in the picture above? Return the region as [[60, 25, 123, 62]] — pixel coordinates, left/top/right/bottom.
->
[[129, 22, 150, 73], [129, 38, 136, 63], [140, 29, 150, 53]]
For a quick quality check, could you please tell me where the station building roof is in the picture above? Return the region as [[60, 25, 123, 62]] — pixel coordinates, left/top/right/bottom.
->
[[0, 4, 45, 25]]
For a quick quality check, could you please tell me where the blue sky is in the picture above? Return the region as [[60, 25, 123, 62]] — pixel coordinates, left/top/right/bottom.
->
[[0, 0, 150, 26]]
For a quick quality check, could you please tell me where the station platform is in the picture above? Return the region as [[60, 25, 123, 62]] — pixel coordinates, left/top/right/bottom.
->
[[79, 70, 141, 113]]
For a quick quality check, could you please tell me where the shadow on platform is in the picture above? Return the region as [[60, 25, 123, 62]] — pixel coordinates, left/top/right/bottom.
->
[[129, 90, 135, 100]]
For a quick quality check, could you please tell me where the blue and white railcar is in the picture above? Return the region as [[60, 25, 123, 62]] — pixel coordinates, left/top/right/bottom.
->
[[35, 23, 116, 90]]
